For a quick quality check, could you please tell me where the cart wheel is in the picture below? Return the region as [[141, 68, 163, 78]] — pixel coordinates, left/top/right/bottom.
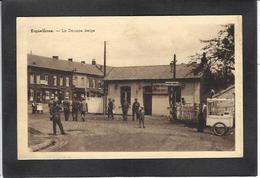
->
[[213, 122, 228, 136]]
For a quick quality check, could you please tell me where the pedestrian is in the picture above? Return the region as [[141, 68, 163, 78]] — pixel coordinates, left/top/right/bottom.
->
[[72, 97, 80, 121], [138, 107, 145, 128], [51, 100, 65, 135], [31, 101, 37, 114], [112, 99, 116, 116], [132, 98, 140, 121], [48, 96, 55, 121], [80, 97, 88, 121], [63, 96, 70, 121], [122, 99, 129, 121], [107, 98, 114, 120], [197, 102, 207, 132]]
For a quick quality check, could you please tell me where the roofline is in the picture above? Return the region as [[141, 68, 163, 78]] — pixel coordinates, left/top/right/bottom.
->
[[104, 77, 201, 82], [28, 65, 104, 77]]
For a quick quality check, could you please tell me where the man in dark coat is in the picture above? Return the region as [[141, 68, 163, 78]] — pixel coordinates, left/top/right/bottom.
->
[[48, 96, 55, 121], [107, 98, 114, 120], [72, 97, 80, 121], [62, 96, 70, 121], [52, 100, 65, 135], [132, 98, 140, 121], [197, 102, 207, 132], [122, 99, 129, 121]]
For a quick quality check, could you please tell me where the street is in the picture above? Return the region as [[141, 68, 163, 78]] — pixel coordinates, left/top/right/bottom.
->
[[28, 113, 235, 152]]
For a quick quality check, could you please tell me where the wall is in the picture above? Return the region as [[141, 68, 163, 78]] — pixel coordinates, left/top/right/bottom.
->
[[87, 97, 103, 113], [107, 81, 151, 114], [107, 79, 201, 116]]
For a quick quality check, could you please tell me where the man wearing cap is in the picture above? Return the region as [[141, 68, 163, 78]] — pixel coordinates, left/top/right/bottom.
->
[[63, 96, 70, 121], [80, 97, 88, 121], [122, 99, 129, 121], [48, 95, 55, 121], [51, 100, 65, 135], [132, 98, 140, 121]]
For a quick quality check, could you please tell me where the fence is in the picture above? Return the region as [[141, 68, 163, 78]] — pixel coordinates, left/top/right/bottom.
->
[[176, 103, 199, 122]]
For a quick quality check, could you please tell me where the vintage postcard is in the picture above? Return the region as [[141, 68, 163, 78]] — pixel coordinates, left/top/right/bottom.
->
[[17, 16, 243, 159]]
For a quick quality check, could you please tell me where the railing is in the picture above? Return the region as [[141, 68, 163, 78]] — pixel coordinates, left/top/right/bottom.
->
[[176, 103, 199, 121]]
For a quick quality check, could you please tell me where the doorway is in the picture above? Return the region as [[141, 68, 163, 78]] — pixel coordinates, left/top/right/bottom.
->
[[120, 86, 131, 105], [143, 86, 152, 115]]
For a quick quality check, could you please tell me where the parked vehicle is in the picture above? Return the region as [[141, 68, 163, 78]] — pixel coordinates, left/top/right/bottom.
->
[[206, 98, 234, 136]]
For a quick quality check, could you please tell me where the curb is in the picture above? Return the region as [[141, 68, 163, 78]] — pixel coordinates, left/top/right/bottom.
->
[[30, 138, 55, 152]]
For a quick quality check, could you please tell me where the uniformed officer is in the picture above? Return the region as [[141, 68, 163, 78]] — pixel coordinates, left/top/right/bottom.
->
[[63, 96, 70, 121], [122, 99, 129, 121], [80, 97, 88, 121], [72, 97, 80, 121], [132, 98, 140, 121], [48, 96, 55, 121], [107, 98, 114, 120], [138, 107, 145, 128], [51, 100, 65, 135]]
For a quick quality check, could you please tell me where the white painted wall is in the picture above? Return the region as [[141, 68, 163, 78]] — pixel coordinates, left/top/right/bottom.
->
[[107, 80, 201, 116], [87, 97, 103, 113]]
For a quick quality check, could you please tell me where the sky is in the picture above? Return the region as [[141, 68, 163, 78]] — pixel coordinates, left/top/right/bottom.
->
[[22, 16, 230, 66]]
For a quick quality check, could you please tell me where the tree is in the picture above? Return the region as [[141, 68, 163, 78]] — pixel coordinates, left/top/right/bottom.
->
[[190, 24, 235, 95]]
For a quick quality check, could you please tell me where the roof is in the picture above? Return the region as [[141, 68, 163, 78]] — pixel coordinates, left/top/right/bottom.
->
[[28, 54, 104, 76], [213, 85, 235, 98], [104, 63, 201, 81]]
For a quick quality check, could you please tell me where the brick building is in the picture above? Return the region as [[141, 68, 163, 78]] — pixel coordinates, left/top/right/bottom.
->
[[28, 54, 107, 103]]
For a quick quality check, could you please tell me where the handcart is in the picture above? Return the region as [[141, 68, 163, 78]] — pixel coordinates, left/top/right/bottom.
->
[[206, 98, 234, 136]]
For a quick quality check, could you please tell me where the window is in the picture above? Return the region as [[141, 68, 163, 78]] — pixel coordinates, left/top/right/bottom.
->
[[29, 89, 34, 101], [53, 76, 57, 86], [44, 75, 48, 85], [81, 77, 85, 87], [92, 79, 96, 88], [36, 75, 40, 84], [66, 77, 70, 87], [30, 74, 34, 84], [86, 78, 89, 88], [98, 80, 102, 88], [60, 77, 63, 86], [45, 90, 50, 100]]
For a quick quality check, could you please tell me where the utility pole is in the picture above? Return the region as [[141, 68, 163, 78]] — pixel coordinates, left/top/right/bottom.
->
[[172, 54, 177, 120], [103, 41, 107, 116]]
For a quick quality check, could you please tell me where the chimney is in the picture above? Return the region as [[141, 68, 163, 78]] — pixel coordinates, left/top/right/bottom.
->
[[92, 59, 96, 65], [52, 56, 59, 60], [81, 61, 85, 64], [68, 58, 73, 62]]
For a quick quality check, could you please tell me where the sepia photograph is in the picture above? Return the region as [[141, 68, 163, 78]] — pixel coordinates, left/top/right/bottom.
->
[[17, 16, 243, 159]]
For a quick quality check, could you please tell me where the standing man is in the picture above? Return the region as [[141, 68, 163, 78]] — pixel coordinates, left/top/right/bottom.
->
[[197, 102, 207, 132], [122, 99, 129, 121], [72, 97, 79, 121], [107, 98, 114, 120], [48, 95, 55, 121], [63, 96, 70, 121], [138, 107, 145, 128], [51, 100, 65, 135], [132, 98, 140, 121], [80, 97, 88, 121]]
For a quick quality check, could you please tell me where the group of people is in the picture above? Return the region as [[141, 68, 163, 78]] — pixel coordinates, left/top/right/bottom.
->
[[49, 96, 88, 122], [47, 96, 88, 135], [107, 98, 145, 128]]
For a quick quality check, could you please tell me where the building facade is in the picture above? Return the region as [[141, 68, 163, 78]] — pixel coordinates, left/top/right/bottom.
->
[[28, 54, 105, 103], [104, 64, 203, 116]]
